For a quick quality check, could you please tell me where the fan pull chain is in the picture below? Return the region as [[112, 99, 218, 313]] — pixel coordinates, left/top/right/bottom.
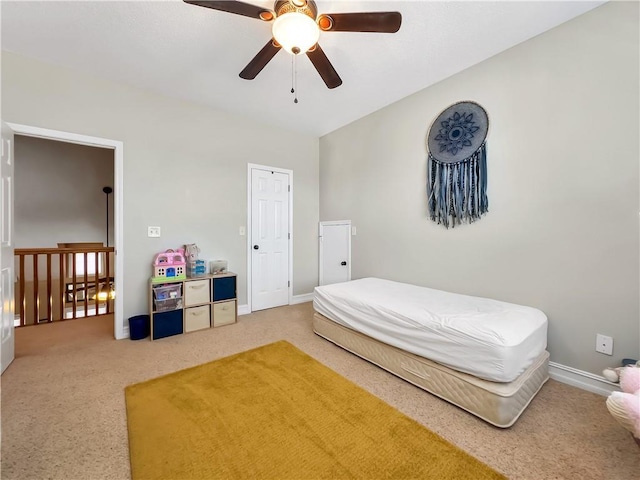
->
[[290, 53, 298, 104], [294, 54, 298, 104]]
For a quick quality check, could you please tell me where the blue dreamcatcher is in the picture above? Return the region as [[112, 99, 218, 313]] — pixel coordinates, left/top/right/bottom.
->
[[426, 101, 489, 228]]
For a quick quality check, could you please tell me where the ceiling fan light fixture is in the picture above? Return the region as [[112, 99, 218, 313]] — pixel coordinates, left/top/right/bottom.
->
[[272, 12, 320, 55]]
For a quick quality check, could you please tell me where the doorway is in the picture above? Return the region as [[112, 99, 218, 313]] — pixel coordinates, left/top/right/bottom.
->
[[6, 123, 124, 339], [247, 163, 292, 312]]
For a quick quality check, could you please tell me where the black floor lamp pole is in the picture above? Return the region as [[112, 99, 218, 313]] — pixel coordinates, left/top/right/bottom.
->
[[103, 186, 113, 247]]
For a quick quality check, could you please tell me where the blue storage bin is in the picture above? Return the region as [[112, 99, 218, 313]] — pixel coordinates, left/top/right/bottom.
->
[[129, 314, 150, 340], [213, 276, 236, 302], [152, 309, 184, 340]]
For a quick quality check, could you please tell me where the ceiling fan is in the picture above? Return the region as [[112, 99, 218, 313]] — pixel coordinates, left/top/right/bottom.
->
[[183, 0, 402, 89]]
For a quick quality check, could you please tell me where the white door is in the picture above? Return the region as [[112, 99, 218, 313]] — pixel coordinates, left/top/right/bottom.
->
[[251, 167, 290, 311], [1, 123, 15, 374], [319, 221, 351, 286]]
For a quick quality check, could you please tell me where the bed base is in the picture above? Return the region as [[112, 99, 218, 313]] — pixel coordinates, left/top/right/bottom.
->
[[313, 312, 549, 428]]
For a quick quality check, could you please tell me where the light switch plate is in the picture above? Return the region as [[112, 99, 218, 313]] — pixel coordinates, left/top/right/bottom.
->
[[148, 226, 161, 238]]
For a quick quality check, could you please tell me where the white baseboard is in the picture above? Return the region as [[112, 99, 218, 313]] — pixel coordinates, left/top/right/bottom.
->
[[549, 361, 620, 397], [237, 295, 310, 316], [121, 309, 618, 399], [291, 293, 313, 305]]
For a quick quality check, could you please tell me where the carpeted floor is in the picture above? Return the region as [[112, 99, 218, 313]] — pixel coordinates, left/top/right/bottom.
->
[[1, 302, 639, 479]]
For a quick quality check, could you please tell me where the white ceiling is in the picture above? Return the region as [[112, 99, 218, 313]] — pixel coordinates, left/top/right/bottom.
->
[[1, 0, 605, 136]]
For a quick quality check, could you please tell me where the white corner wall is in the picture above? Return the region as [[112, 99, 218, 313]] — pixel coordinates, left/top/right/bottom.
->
[[319, 2, 639, 376], [2, 52, 320, 333]]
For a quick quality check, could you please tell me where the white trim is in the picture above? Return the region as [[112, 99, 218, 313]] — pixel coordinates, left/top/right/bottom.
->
[[319, 220, 352, 225], [246, 163, 293, 313], [6, 123, 126, 340], [318, 220, 351, 286], [237, 304, 251, 316], [291, 293, 314, 305], [549, 361, 620, 397]]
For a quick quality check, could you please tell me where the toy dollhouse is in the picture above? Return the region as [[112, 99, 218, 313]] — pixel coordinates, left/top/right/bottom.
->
[[152, 248, 186, 282]]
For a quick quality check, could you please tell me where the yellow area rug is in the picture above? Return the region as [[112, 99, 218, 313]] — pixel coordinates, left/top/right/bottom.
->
[[125, 340, 505, 480]]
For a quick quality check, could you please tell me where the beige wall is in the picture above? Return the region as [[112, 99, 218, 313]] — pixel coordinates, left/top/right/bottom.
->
[[2, 52, 320, 329], [319, 2, 639, 375], [14, 136, 114, 248]]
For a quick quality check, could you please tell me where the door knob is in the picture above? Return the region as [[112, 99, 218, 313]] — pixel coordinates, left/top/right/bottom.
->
[[341, 261, 347, 266], [253, 245, 259, 250]]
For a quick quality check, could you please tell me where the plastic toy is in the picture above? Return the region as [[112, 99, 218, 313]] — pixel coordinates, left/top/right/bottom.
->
[[152, 248, 186, 282]]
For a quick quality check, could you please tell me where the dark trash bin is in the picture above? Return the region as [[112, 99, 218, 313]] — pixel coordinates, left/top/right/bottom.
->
[[129, 314, 150, 340]]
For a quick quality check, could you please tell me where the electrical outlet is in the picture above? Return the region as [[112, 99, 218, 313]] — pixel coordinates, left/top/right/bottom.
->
[[595, 334, 613, 355], [147, 226, 161, 238]]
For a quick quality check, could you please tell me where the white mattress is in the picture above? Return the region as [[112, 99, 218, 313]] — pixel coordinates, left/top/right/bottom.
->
[[313, 278, 548, 382]]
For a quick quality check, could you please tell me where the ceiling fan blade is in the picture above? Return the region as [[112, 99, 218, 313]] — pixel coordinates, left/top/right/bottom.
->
[[239, 40, 282, 80], [183, 1, 274, 21], [306, 44, 342, 89], [317, 12, 402, 33]]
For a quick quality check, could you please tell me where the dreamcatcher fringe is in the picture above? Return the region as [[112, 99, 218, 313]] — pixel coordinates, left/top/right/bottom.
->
[[427, 142, 488, 228]]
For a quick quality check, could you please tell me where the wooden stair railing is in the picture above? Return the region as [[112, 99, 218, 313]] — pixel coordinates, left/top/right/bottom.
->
[[14, 246, 115, 326]]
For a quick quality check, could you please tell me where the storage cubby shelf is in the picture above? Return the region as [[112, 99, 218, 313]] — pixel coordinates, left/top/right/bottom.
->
[[149, 272, 237, 341]]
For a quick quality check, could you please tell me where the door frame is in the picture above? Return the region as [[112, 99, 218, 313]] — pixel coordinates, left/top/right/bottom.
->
[[6, 123, 125, 340], [319, 220, 351, 286], [246, 163, 293, 313]]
